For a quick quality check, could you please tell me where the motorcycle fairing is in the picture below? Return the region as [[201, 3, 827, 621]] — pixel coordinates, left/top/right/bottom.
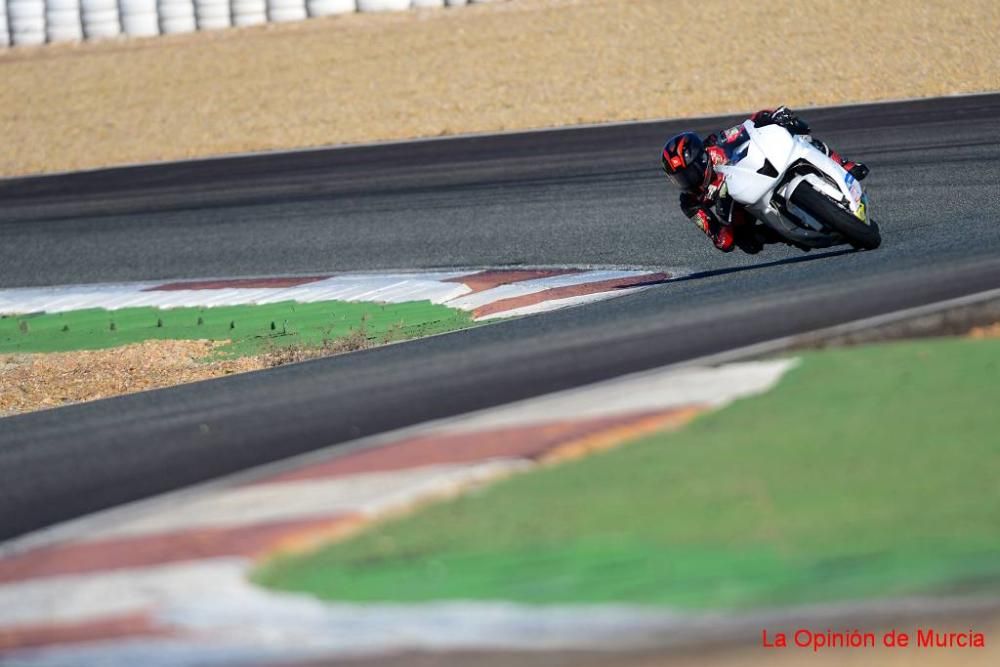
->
[[716, 121, 872, 247]]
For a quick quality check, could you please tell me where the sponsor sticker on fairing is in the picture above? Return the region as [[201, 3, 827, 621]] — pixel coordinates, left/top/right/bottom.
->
[[854, 202, 867, 222], [845, 172, 863, 201]]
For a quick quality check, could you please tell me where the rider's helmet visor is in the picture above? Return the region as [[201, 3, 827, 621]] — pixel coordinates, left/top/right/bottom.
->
[[668, 150, 710, 191]]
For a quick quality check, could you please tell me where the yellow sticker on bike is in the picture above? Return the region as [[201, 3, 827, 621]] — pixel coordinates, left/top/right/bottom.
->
[[855, 202, 867, 222]]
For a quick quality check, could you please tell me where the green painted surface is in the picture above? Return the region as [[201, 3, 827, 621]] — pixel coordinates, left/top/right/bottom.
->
[[255, 337, 1000, 609], [0, 300, 474, 358]]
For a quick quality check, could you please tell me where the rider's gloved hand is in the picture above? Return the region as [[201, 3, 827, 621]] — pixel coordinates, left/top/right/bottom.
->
[[771, 106, 811, 135]]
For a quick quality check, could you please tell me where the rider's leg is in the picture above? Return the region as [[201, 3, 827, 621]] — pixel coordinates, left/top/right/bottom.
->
[[730, 204, 764, 254], [809, 138, 869, 180]]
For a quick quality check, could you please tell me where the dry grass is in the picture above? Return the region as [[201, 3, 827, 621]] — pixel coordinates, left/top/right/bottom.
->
[[257, 326, 371, 367], [1, 0, 998, 177]]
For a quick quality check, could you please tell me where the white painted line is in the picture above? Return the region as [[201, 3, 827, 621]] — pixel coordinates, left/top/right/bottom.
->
[[437, 359, 798, 434], [447, 270, 655, 311], [0, 557, 251, 627], [95, 461, 527, 539], [473, 286, 650, 320]]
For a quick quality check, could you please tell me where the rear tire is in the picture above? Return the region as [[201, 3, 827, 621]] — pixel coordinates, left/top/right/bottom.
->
[[790, 183, 881, 250]]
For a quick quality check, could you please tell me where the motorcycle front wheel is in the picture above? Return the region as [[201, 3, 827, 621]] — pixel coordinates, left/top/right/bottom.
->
[[790, 183, 882, 250]]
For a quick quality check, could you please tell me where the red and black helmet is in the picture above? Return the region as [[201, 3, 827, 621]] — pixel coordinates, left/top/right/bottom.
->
[[661, 132, 711, 191]]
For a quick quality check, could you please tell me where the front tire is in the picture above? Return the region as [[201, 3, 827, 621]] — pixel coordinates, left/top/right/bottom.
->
[[790, 183, 881, 250]]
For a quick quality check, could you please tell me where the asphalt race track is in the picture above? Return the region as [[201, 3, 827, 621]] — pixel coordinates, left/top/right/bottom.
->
[[2, 94, 999, 540]]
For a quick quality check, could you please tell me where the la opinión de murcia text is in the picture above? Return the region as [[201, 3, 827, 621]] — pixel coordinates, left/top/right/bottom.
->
[[761, 628, 986, 652]]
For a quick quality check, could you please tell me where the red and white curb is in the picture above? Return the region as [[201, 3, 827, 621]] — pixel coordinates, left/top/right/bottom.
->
[[0, 360, 795, 665], [0, 267, 684, 322]]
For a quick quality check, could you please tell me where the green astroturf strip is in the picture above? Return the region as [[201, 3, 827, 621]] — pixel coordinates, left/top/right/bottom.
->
[[0, 301, 474, 357], [255, 337, 1000, 609]]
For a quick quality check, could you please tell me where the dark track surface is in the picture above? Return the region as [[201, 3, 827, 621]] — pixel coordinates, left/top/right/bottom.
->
[[2, 94, 1000, 540]]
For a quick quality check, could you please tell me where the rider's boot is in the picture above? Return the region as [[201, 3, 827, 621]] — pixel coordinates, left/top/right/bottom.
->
[[810, 138, 869, 180], [710, 221, 735, 252]]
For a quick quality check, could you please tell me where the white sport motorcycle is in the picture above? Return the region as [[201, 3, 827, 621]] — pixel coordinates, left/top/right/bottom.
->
[[716, 120, 881, 250]]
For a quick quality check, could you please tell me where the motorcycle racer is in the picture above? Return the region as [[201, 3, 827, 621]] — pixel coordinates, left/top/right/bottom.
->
[[661, 106, 869, 253]]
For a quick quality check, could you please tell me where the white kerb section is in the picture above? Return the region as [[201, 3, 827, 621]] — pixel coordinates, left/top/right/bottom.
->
[[7, 0, 46, 46], [0, 269, 678, 319], [0, 274, 476, 314], [120, 0, 159, 36], [439, 359, 800, 434], [474, 289, 641, 321], [81, 0, 121, 38], [446, 270, 645, 311], [98, 461, 527, 539], [412, 0, 444, 7]]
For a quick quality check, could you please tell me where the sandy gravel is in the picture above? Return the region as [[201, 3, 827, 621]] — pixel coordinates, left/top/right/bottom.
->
[[0, 333, 373, 417], [0, 340, 266, 416], [1, 0, 998, 177]]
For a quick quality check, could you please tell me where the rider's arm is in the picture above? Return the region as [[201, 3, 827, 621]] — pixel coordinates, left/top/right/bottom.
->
[[715, 106, 809, 149], [680, 192, 734, 252], [751, 106, 811, 134]]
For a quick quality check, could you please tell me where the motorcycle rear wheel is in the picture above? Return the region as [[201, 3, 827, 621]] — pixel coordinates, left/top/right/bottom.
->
[[790, 183, 881, 250]]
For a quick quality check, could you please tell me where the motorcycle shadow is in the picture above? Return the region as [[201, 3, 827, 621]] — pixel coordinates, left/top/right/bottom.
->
[[671, 248, 858, 283]]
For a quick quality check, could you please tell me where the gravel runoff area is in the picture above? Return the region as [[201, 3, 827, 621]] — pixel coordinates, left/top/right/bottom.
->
[[1, 0, 998, 177]]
